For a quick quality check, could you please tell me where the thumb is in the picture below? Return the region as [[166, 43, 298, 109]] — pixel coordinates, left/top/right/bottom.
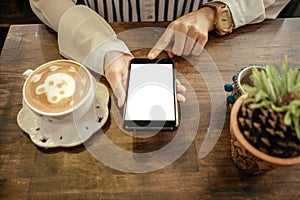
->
[[106, 70, 127, 108], [112, 78, 126, 108]]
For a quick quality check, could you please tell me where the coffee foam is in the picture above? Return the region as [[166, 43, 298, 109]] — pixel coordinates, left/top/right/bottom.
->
[[24, 61, 90, 114], [35, 73, 76, 104]]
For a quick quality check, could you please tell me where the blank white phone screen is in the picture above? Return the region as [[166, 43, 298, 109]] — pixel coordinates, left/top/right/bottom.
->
[[125, 63, 175, 121]]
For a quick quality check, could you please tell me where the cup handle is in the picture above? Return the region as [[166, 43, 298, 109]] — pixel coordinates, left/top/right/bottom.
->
[[23, 69, 34, 79]]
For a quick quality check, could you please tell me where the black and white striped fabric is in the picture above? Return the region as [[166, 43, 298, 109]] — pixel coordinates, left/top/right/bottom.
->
[[77, 0, 211, 22]]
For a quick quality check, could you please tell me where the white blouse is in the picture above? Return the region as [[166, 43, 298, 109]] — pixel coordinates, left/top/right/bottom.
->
[[80, 0, 210, 22], [29, 0, 290, 75]]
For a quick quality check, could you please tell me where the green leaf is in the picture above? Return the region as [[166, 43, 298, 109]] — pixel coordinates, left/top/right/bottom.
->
[[267, 77, 277, 103], [284, 111, 292, 126], [286, 70, 297, 92], [242, 84, 258, 95], [249, 100, 272, 109], [250, 67, 263, 89], [271, 104, 286, 112], [294, 118, 300, 141], [266, 66, 281, 97], [254, 90, 269, 102], [294, 71, 300, 92], [281, 57, 289, 95]]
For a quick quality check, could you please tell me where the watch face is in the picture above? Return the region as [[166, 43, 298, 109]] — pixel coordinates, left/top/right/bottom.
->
[[219, 10, 233, 30]]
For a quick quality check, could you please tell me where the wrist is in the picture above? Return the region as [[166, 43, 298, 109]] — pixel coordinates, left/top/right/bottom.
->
[[195, 6, 215, 33], [200, 7, 216, 32], [104, 51, 132, 76], [104, 51, 124, 73]]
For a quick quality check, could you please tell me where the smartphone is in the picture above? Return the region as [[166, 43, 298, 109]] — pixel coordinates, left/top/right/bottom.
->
[[123, 58, 178, 130]]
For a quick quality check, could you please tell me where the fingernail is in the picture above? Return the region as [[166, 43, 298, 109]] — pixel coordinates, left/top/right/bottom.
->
[[149, 52, 155, 59], [178, 95, 186, 103]]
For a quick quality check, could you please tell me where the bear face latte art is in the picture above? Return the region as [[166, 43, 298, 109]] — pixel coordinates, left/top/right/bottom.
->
[[24, 60, 91, 115]]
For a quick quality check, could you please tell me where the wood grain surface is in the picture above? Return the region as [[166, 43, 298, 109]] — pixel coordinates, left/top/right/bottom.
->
[[0, 19, 300, 199]]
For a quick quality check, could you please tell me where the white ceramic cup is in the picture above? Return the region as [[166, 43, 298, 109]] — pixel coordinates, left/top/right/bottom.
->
[[22, 60, 95, 124]]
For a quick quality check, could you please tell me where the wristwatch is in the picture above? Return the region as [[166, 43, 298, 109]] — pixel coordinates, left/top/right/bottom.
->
[[203, 2, 234, 36]]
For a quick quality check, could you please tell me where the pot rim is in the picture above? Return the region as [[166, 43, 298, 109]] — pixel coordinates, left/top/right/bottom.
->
[[230, 93, 300, 166]]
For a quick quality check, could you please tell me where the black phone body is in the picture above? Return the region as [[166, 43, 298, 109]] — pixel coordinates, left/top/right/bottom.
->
[[123, 58, 178, 130]]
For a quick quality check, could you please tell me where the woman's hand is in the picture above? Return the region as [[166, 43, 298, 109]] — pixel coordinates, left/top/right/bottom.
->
[[148, 7, 215, 59], [105, 51, 133, 108], [105, 51, 187, 108]]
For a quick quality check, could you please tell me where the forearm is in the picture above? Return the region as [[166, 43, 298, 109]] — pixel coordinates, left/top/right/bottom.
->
[[29, 0, 75, 31], [58, 5, 131, 75], [29, 0, 131, 75], [213, 0, 290, 28]]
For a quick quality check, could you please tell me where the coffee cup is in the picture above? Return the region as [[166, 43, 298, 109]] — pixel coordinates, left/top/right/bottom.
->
[[22, 59, 95, 123]]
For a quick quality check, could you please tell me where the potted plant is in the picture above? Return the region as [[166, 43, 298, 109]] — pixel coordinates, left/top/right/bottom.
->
[[230, 57, 300, 175]]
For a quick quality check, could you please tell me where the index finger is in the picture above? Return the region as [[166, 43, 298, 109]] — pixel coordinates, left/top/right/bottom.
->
[[148, 29, 173, 59]]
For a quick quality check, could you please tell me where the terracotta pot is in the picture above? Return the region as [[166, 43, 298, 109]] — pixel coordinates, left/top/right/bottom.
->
[[230, 94, 300, 175]]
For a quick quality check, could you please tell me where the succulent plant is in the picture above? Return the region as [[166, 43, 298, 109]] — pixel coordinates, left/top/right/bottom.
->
[[238, 57, 300, 158]]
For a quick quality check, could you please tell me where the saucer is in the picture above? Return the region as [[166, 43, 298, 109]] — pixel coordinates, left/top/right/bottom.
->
[[17, 82, 110, 148]]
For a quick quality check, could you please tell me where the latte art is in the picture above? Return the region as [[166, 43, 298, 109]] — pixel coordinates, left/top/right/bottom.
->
[[24, 61, 91, 114], [35, 73, 76, 104]]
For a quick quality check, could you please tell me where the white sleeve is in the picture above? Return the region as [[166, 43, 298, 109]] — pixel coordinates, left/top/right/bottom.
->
[[29, 0, 76, 32], [213, 0, 291, 28], [29, 0, 131, 75]]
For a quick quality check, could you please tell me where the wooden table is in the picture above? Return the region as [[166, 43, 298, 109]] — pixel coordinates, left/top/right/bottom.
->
[[1, 19, 300, 199]]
